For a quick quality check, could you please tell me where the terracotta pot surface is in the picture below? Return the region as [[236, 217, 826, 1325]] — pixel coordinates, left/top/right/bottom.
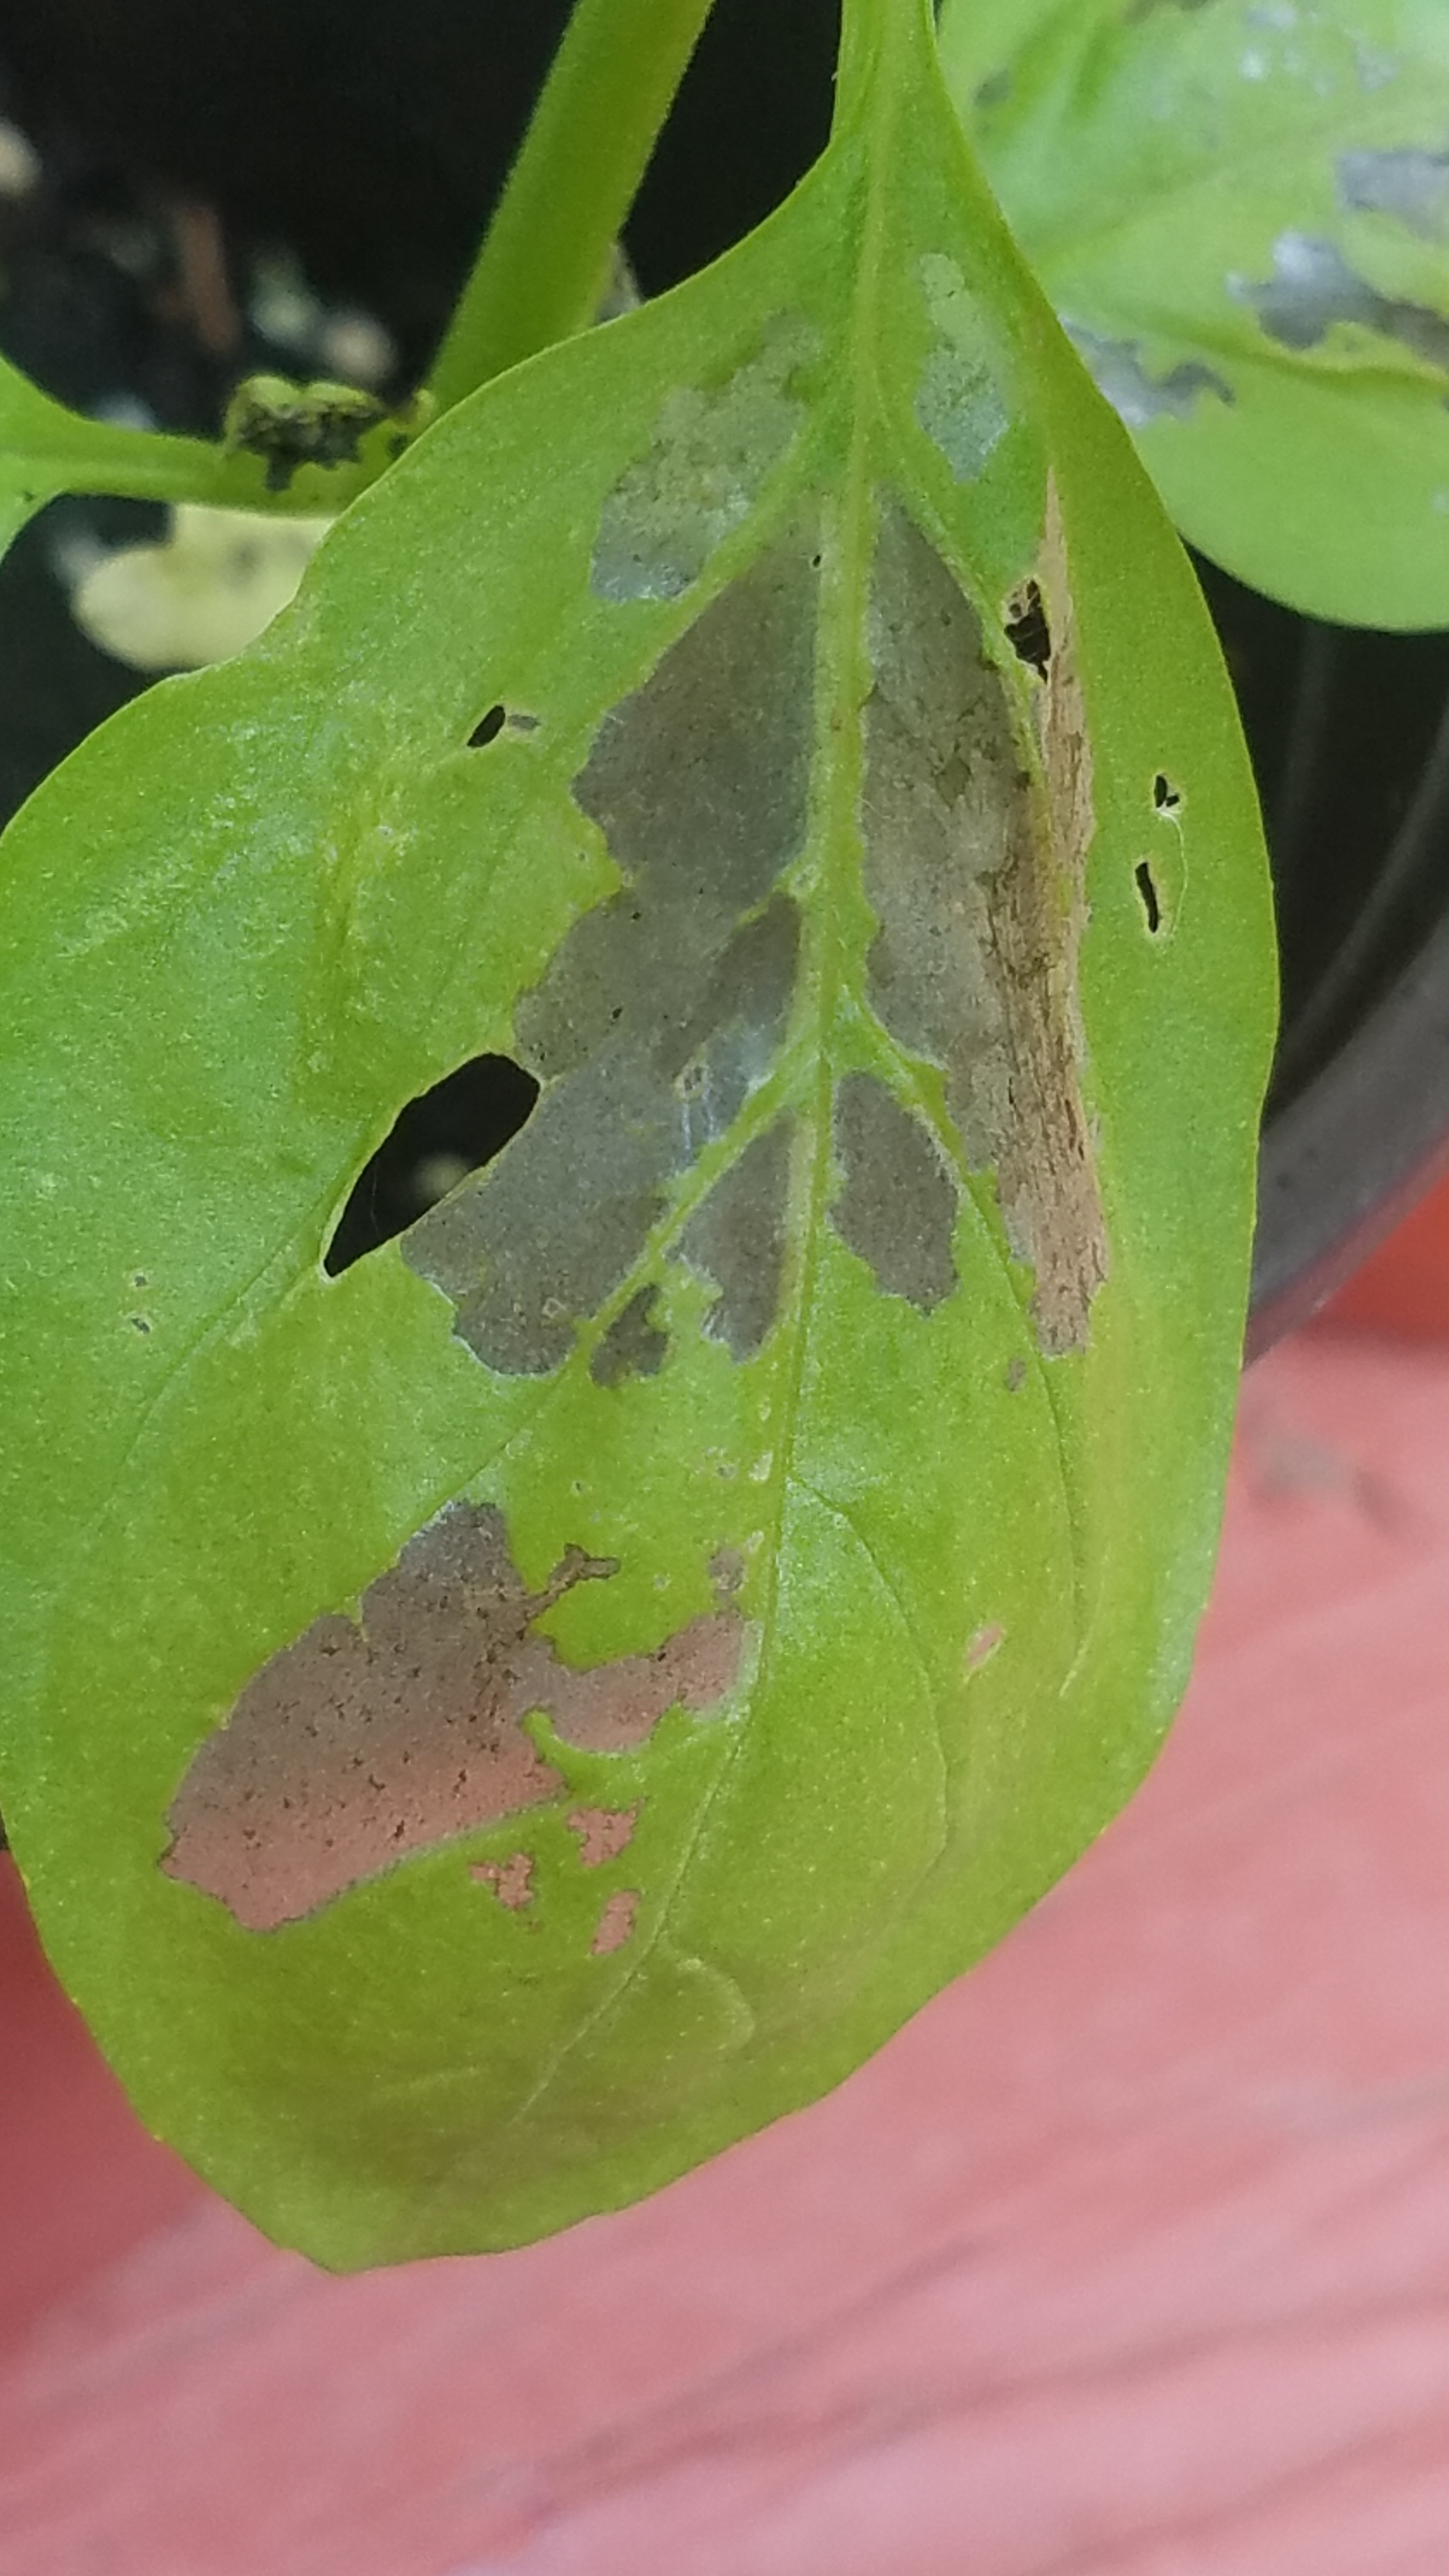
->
[[4, 1192, 1449, 2572]]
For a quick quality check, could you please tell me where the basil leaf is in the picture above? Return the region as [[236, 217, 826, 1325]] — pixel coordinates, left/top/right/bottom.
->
[[940, 0, 1449, 627], [0, 0, 1273, 2266]]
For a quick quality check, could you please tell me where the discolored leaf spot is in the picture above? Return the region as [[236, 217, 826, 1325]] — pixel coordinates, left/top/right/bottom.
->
[[471, 1851, 534, 1910], [1005, 1356, 1027, 1393], [861, 492, 1107, 1356], [403, 549, 815, 1376], [916, 254, 1011, 482], [964, 1622, 1005, 1673], [591, 318, 813, 602], [590, 1287, 668, 1388], [161, 1502, 746, 1931], [591, 1890, 641, 1956], [681, 1119, 793, 1360], [1063, 324, 1233, 431], [1339, 149, 1449, 243], [567, 1805, 640, 1868], [1235, 232, 1449, 371], [829, 1075, 958, 1313]]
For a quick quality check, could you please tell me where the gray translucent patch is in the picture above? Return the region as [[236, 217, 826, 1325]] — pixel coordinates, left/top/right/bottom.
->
[[860, 499, 1107, 1355], [917, 254, 1013, 482], [1235, 231, 1449, 371], [681, 1119, 792, 1361], [830, 1075, 958, 1313], [162, 1501, 745, 1930], [405, 545, 814, 1374], [591, 1287, 668, 1387], [592, 316, 813, 602], [1339, 150, 1449, 243], [1064, 323, 1233, 429], [917, 346, 1011, 482]]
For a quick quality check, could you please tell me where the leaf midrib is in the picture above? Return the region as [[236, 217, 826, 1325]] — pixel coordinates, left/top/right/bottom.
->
[[503, 10, 920, 2129]]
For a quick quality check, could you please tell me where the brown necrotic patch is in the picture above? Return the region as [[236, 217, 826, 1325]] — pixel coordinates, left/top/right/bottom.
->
[[162, 1501, 746, 1931], [859, 491, 1107, 1356], [568, 1805, 639, 1867], [471, 1850, 535, 1910], [592, 1889, 641, 1955], [829, 1075, 958, 1312], [402, 544, 815, 1376]]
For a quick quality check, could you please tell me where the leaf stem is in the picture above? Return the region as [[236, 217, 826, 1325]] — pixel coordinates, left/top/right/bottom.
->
[[426, 0, 721, 416], [834, 0, 940, 134]]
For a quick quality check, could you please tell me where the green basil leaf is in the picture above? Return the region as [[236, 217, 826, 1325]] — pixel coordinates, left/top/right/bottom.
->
[[0, 0, 1274, 2266], [939, 0, 1449, 628]]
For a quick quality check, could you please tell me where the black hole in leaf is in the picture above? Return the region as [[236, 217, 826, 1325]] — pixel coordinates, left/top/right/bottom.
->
[[1004, 579, 1051, 678], [1154, 771, 1182, 811], [468, 703, 507, 748], [1135, 861, 1163, 935], [325, 1054, 539, 1275]]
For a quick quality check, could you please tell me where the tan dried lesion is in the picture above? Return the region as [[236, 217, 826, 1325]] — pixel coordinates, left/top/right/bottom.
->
[[161, 1501, 745, 1931], [859, 484, 1107, 1356]]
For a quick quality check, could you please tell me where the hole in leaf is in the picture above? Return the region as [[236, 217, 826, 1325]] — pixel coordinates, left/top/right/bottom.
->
[[468, 703, 507, 747], [1004, 578, 1051, 677], [1135, 861, 1163, 935], [325, 1055, 539, 1275], [1153, 771, 1181, 811]]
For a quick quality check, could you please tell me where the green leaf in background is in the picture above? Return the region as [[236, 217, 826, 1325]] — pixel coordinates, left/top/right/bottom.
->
[[0, 0, 1273, 2267], [939, 0, 1449, 629]]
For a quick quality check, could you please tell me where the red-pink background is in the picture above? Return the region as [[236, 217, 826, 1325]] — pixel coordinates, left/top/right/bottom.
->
[[8, 1186, 1449, 2574]]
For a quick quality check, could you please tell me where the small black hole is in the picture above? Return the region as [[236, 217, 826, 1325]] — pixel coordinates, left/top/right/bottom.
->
[[325, 1054, 539, 1275], [1153, 772, 1181, 811], [468, 703, 507, 748], [1004, 579, 1051, 678], [1135, 861, 1163, 935]]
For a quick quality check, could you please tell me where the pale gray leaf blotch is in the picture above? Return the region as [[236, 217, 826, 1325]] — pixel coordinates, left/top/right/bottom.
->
[[404, 543, 816, 1375], [1063, 323, 1233, 429], [592, 315, 815, 602], [1235, 231, 1449, 371], [829, 1075, 959, 1313], [681, 1118, 794, 1361]]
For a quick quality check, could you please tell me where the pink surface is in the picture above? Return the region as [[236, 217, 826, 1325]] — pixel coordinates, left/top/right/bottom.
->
[[7, 1326, 1449, 2572], [1324, 1165, 1449, 1340]]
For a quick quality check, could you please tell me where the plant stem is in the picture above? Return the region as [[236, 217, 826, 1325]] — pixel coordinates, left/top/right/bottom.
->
[[427, 0, 721, 415], [834, 0, 935, 133]]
